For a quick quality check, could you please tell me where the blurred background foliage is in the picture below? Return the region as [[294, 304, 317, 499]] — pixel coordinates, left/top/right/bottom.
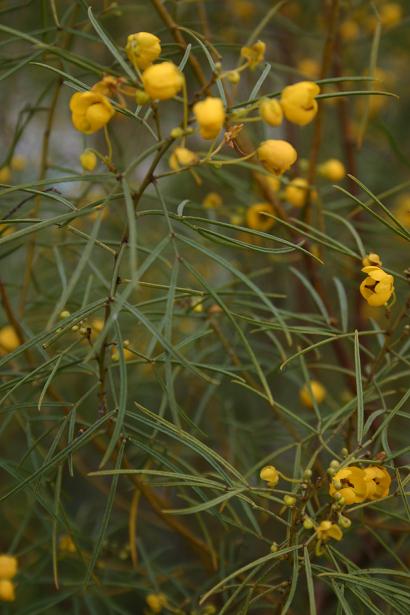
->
[[0, 0, 409, 613]]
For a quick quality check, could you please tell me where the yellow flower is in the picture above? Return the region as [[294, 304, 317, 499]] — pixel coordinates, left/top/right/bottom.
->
[[0, 580, 15, 602], [69, 91, 115, 134], [297, 58, 320, 79], [340, 19, 360, 42], [259, 465, 279, 487], [92, 76, 119, 97], [360, 266, 394, 307], [240, 40, 266, 69], [0, 326, 20, 354], [299, 380, 326, 408], [91, 318, 105, 334], [394, 194, 410, 228], [280, 81, 320, 126], [363, 466, 391, 500], [10, 155, 26, 171], [125, 32, 161, 70], [59, 534, 76, 553], [259, 98, 283, 126], [257, 139, 297, 175], [142, 62, 184, 100], [362, 253, 382, 268], [80, 150, 97, 172], [285, 178, 317, 208], [316, 521, 343, 542], [169, 147, 198, 171], [379, 3, 402, 28], [246, 203, 275, 232], [0, 555, 18, 580], [318, 159, 346, 182], [146, 592, 167, 613], [193, 97, 225, 140], [329, 466, 369, 504], [203, 192, 223, 209], [0, 166, 11, 183]]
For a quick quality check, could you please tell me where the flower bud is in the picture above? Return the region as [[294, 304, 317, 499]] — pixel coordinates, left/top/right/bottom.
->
[[125, 32, 161, 70], [270, 542, 279, 552], [283, 495, 296, 507], [303, 517, 314, 529], [338, 515, 351, 528], [257, 139, 297, 175], [330, 460, 340, 469], [193, 97, 225, 140], [142, 62, 184, 100], [80, 150, 97, 172], [135, 89, 151, 105], [59, 310, 71, 319], [259, 98, 283, 126], [226, 70, 240, 84]]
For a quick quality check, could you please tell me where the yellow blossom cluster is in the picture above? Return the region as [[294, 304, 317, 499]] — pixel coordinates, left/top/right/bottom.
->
[[329, 465, 391, 505], [0, 555, 18, 602]]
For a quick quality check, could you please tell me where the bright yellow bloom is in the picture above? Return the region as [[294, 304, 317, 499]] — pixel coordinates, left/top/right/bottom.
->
[[362, 253, 382, 268], [297, 58, 320, 79], [59, 534, 76, 553], [0, 326, 20, 354], [259, 98, 283, 126], [146, 592, 167, 613], [259, 465, 279, 487], [203, 192, 223, 209], [125, 32, 161, 70], [10, 155, 26, 171], [80, 150, 97, 172], [299, 380, 326, 408], [241, 40, 266, 69], [169, 147, 198, 171], [280, 81, 320, 126], [69, 91, 115, 134], [318, 158, 346, 182], [329, 466, 369, 504], [246, 203, 275, 232], [257, 139, 297, 175], [316, 521, 343, 542], [142, 62, 184, 100], [92, 76, 119, 97], [363, 466, 391, 500], [0, 555, 17, 580], [0, 580, 15, 602], [193, 97, 225, 140], [0, 167, 11, 183], [285, 178, 317, 208], [360, 266, 394, 307]]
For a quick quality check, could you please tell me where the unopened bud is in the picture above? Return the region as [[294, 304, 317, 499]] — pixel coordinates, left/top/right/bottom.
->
[[338, 515, 351, 528], [135, 89, 150, 105], [330, 459, 340, 469], [303, 517, 314, 529], [303, 469, 312, 479], [270, 541, 279, 552], [226, 70, 240, 84], [60, 310, 70, 319], [283, 495, 296, 507]]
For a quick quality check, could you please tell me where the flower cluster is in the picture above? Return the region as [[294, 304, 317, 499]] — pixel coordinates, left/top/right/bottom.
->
[[329, 465, 391, 505], [0, 555, 18, 602], [360, 254, 394, 307]]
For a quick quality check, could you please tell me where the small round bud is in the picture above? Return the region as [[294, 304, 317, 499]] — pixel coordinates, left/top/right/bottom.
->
[[338, 515, 351, 528], [330, 459, 340, 469], [341, 448, 349, 457], [79, 327, 87, 335], [60, 310, 71, 319], [270, 542, 279, 553], [71, 325, 79, 332], [226, 70, 240, 84], [283, 495, 296, 507], [333, 479, 342, 490], [303, 469, 312, 479], [170, 126, 185, 139], [303, 517, 314, 530], [135, 89, 151, 105], [327, 467, 336, 477]]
